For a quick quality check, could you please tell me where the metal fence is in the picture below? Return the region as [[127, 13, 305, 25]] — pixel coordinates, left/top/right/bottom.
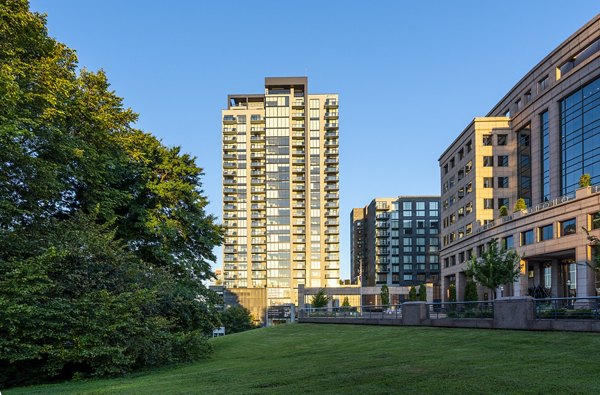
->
[[534, 296, 600, 320], [427, 301, 494, 319], [300, 304, 402, 320]]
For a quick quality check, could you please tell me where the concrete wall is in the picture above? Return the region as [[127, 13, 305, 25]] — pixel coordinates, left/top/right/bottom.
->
[[299, 297, 600, 332]]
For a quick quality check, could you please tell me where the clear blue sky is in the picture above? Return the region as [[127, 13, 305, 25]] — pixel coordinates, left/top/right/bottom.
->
[[30, 0, 600, 279]]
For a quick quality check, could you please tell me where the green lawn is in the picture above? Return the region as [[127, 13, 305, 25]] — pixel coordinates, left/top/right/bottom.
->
[[6, 324, 600, 394]]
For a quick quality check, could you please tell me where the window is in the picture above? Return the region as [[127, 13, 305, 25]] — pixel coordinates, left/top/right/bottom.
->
[[525, 90, 532, 103], [483, 177, 493, 188], [539, 224, 553, 241], [466, 140, 472, 153], [483, 156, 493, 167], [497, 134, 507, 146], [458, 148, 464, 160], [498, 198, 509, 210], [450, 158, 455, 168], [539, 75, 549, 91], [483, 135, 493, 146], [515, 99, 522, 111], [498, 177, 509, 188], [502, 235, 514, 250], [560, 218, 576, 236], [521, 229, 534, 246], [592, 212, 600, 230], [465, 161, 472, 174], [484, 199, 494, 209], [541, 111, 550, 201], [443, 164, 448, 175], [543, 265, 551, 288], [497, 155, 509, 167]]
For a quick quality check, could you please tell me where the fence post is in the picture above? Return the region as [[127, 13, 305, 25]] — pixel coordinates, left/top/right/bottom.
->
[[402, 302, 428, 325], [493, 297, 535, 329]]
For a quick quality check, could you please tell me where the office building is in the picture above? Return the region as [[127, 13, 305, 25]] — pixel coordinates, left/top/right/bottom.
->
[[222, 77, 340, 320], [439, 16, 600, 301], [351, 196, 441, 301]]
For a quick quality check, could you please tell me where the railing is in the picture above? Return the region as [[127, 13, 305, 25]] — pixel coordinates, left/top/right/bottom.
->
[[427, 301, 494, 319], [534, 297, 600, 320], [300, 305, 402, 320]]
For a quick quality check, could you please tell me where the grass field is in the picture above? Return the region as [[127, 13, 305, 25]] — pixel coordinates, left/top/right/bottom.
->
[[6, 323, 600, 394]]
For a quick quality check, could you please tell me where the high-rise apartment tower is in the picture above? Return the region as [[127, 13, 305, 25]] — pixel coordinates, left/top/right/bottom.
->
[[222, 77, 340, 319]]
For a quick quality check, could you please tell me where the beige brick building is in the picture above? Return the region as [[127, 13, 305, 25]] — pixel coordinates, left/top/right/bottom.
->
[[221, 77, 340, 321], [440, 15, 600, 301]]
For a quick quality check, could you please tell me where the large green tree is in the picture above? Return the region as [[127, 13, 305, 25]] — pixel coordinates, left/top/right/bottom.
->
[[466, 238, 521, 299], [0, 0, 222, 386], [220, 305, 257, 334]]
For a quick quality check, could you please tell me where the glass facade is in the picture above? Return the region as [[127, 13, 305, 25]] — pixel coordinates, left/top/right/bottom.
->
[[560, 77, 600, 194], [518, 125, 532, 207], [541, 111, 550, 201]]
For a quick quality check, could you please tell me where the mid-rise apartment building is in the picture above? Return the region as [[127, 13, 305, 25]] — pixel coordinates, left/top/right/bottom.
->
[[439, 15, 600, 301], [351, 196, 441, 299], [222, 77, 340, 320]]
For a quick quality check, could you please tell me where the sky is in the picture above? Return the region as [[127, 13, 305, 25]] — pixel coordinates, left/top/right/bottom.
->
[[30, 0, 600, 279]]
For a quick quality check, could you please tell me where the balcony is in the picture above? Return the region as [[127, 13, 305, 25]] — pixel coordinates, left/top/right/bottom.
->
[[250, 127, 265, 133], [292, 113, 305, 119], [293, 176, 305, 183], [223, 213, 237, 220], [251, 170, 265, 176], [251, 212, 265, 220], [325, 237, 339, 243], [324, 99, 338, 108], [293, 270, 306, 279], [324, 123, 339, 129], [251, 221, 266, 228], [250, 178, 263, 185], [325, 202, 339, 209], [325, 220, 339, 226], [223, 153, 236, 160], [292, 123, 305, 129], [292, 150, 305, 156], [223, 204, 236, 211], [324, 158, 339, 165], [251, 229, 266, 236], [376, 203, 389, 211], [324, 166, 339, 174], [376, 213, 390, 220], [294, 237, 306, 243], [292, 202, 305, 209], [325, 246, 339, 253], [224, 196, 236, 202], [251, 195, 265, 202], [376, 249, 389, 255], [293, 227, 306, 235], [376, 231, 390, 238], [292, 131, 305, 138], [223, 115, 236, 124], [325, 193, 339, 200], [377, 266, 390, 274], [251, 144, 265, 151], [250, 161, 264, 168], [325, 210, 338, 217], [292, 100, 305, 108], [293, 210, 306, 217], [251, 203, 265, 210], [324, 149, 338, 156], [250, 115, 264, 123], [325, 176, 339, 182], [294, 253, 306, 261], [376, 222, 390, 229], [252, 264, 266, 271], [223, 162, 236, 169], [223, 127, 236, 134], [324, 139, 339, 148], [292, 140, 304, 148], [324, 112, 338, 119], [250, 135, 263, 142], [293, 185, 305, 191], [293, 245, 306, 252], [324, 184, 339, 191], [223, 144, 236, 151], [293, 193, 305, 200], [223, 178, 235, 185], [223, 170, 236, 176], [376, 239, 390, 246], [293, 166, 305, 173], [223, 187, 236, 194], [325, 228, 339, 235], [252, 254, 266, 262], [250, 152, 265, 159], [324, 131, 338, 138], [223, 136, 236, 143], [293, 158, 306, 165]]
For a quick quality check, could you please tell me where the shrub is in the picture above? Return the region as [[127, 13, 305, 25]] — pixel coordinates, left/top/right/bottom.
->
[[514, 198, 527, 212], [579, 173, 592, 188], [408, 286, 417, 301], [499, 205, 508, 217]]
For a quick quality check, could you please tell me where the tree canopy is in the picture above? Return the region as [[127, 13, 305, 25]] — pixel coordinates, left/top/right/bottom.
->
[[0, 0, 222, 387], [466, 238, 521, 299], [311, 289, 330, 308]]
